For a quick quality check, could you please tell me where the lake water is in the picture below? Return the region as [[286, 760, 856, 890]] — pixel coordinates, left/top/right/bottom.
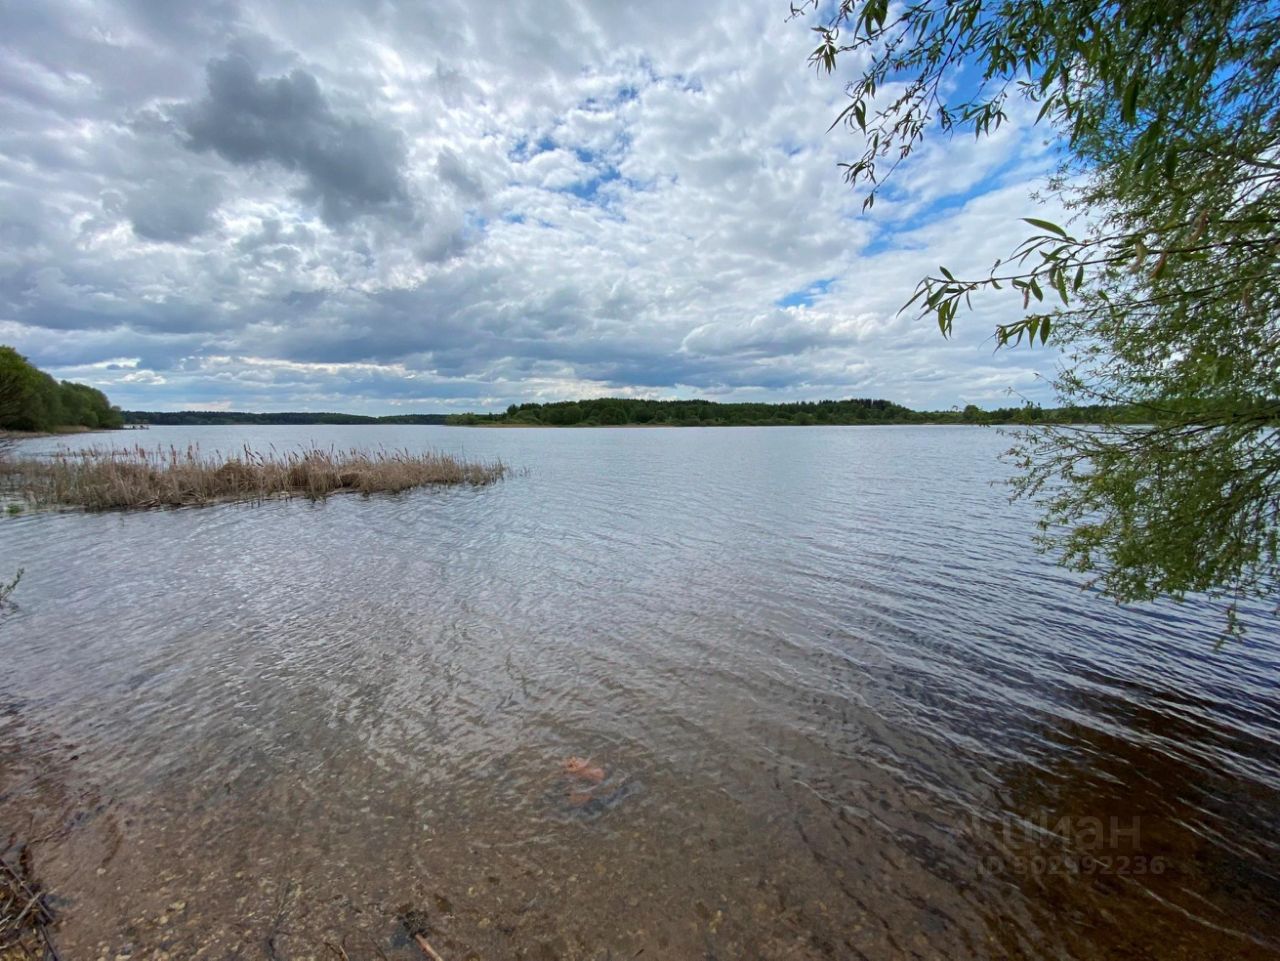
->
[[2, 425, 1278, 960]]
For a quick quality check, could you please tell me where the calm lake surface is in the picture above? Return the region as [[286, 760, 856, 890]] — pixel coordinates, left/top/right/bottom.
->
[[2, 425, 1278, 960]]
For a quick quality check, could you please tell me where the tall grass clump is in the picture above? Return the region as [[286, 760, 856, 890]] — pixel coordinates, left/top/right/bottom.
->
[[0, 444, 508, 511]]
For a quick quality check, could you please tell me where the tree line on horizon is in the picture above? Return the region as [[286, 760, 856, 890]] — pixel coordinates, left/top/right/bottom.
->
[[0, 337, 1156, 433], [447, 397, 1139, 427], [118, 397, 1142, 427], [0, 346, 123, 432], [121, 410, 450, 426]]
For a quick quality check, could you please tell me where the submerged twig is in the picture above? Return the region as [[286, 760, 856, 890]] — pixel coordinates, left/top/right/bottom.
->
[[413, 932, 447, 961], [0, 851, 61, 961], [400, 907, 449, 961]]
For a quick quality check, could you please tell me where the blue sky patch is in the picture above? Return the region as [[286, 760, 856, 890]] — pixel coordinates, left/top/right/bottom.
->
[[776, 277, 835, 309]]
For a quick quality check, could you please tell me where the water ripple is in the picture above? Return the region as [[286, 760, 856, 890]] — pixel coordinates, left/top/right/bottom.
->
[[1, 424, 1277, 959]]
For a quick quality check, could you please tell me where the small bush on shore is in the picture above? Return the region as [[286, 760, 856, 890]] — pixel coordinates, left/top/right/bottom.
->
[[0, 444, 508, 511]]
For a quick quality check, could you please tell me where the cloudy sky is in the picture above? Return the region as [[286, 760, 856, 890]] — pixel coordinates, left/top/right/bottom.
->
[[0, 0, 1066, 413]]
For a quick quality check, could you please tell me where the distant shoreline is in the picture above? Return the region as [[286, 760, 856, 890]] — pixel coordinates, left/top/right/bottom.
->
[[120, 412, 450, 427], [455, 420, 1013, 428], [121, 397, 1140, 430], [112, 418, 1103, 429], [1, 426, 105, 441], [447, 397, 1140, 428]]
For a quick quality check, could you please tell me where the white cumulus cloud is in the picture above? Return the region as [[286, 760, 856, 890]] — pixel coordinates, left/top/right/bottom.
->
[[0, 0, 1066, 412]]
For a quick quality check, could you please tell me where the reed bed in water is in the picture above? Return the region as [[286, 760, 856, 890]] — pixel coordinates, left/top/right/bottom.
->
[[0, 443, 509, 510]]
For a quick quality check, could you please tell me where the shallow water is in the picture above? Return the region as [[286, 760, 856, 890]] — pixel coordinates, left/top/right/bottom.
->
[[2, 425, 1278, 960]]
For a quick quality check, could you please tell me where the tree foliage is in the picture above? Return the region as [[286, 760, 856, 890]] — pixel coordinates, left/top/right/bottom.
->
[[799, 0, 1280, 627], [448, 396, 1134, 427], [0, 347, 123, 432]]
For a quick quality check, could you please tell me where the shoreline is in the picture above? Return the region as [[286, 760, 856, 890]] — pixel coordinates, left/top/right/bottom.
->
[[451, 420, 1073, 428], [0, 426, 110, 441], [86, 419, 1109, 429]]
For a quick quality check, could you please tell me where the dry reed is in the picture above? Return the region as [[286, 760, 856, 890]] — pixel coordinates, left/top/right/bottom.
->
[[0, 443, 508, 511], [1, 849, 59, 961]]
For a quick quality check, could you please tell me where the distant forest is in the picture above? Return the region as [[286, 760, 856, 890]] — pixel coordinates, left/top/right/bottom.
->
[[112, 398, 1144, 429], [0, 346, 124, 432], [0, 345, 1147, 435], [122, 411, 450, 426], [447, 397, 1139, 427]]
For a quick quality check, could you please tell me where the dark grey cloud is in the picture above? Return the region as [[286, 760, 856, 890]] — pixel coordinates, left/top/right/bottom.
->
[[181, 54, 410, 225], [125, 174, 224, 241], [416, 224, 471, 264], [436, 147, 485, 200]]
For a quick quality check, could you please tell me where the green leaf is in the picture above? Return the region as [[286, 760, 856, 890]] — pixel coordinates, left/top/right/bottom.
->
[[1055, 270, 1069, 304], [1121, 75, 1140, 125], [1023, 217, 1070, 239]]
